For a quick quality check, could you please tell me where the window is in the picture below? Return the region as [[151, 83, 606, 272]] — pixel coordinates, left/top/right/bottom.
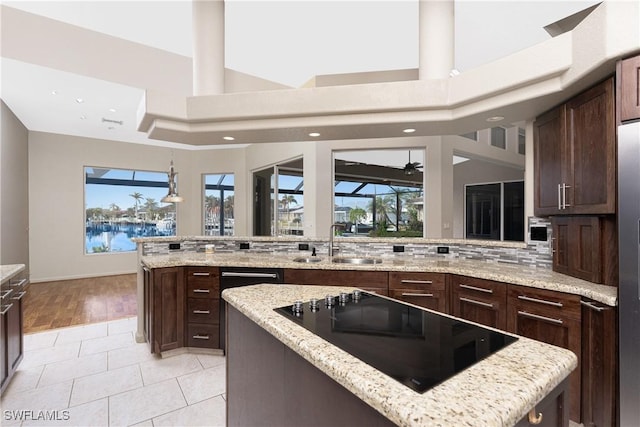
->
[[204, 174, 235, 236], [490, 127, 506, 149], [334, 149, 424, 237], [518, 127, 526, 155], [465, 181, 524, 241], [84, 167, 177, 254]]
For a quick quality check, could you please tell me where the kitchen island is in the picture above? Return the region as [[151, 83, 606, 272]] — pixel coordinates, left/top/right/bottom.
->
[[222, 284, 577, 427]]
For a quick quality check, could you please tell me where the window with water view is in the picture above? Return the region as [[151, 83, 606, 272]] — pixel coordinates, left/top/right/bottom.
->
[[85, 167, 177, 254]]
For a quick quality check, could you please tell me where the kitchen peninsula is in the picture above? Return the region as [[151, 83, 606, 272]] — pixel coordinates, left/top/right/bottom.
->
[[222, 283, 576, 426]]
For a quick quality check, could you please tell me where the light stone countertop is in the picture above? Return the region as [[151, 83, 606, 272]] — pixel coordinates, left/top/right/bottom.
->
[[0, 264, 25, 285], [141, 252, 617, 306], [222, 284, 578, 427]]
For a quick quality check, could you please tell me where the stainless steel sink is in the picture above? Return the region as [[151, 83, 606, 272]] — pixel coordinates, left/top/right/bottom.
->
[[292, 256, 323, 263], [331, 257, 382, 265]]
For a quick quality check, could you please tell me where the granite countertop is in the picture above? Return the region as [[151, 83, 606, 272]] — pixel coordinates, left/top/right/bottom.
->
[[140, 252, 618, 306], [222, 284, 578, 427], [0, 264, 26, 285]]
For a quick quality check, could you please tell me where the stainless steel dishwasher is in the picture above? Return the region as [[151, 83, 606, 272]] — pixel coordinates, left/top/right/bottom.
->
[[219, 267, 284, 352]]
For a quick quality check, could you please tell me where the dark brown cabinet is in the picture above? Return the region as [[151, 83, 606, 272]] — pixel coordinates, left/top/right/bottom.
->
[[450, 275, 507, 330], [618, 54, 640, 122], [581, 299, 617, 427], [551, 216, 618, 286], [535, 78, 616, 216], [184, 267, 220, 349], [284, 269, 389, 296], [507, 285, 582, 422], [148, 267, 184, 353], [388, 272, 448, 313], [1, 276, 27, 395]]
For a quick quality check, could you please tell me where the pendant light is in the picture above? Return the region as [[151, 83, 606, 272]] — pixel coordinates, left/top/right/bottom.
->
[[161, 160, 184, 203]]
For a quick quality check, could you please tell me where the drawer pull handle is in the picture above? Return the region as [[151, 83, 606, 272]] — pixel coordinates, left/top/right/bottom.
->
[[0, 304, 13, 315], [401, 292, 434, 298], [517, 295, 563, 308], [192, 272, 211, 276], [1, 290, 11, 299], [459, 297, 494, 308], [580, 300, 608, 312], [192, 335, 210, 340], [528, 408, 543, 425], [400, 280, 433, 285], [11, 291, 26, 301], [518, 310, 563, 325], [221, 272, 277, 279], [10, 278, 27, 287], [193, 310, 211, 314], [193, 289, 210, 294], [459, 284, 493, 294]]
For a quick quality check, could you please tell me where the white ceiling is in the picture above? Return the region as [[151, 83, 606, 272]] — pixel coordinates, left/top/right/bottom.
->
[[0, 0, 600, 150]]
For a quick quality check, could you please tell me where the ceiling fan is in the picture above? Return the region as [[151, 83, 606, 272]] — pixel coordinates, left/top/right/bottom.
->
[[403, 152, 423, 175]]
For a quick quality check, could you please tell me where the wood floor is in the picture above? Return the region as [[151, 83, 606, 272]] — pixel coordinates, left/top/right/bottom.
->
[[23, 274, 137, 334]]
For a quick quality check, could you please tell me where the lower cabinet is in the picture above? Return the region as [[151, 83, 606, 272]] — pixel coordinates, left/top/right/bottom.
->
[[581, 299, 617, 427], [148, 267, 184, 353], [514, 379, 570, 427], [507, 285, 582, 423], [1, 275, 27, 395], [388, 272, 448, 313], [184, 267, 220, 349], [450, 275, 507, 330], [284, 269, 389, 296]]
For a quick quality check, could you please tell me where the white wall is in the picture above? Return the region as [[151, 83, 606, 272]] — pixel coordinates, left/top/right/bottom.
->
[[28, 132, 247, 281], [1, 101, 29, 270]]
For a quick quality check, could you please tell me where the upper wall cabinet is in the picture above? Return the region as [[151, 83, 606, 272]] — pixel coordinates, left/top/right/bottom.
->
[[619, 55, 640, 122], [534, 78, 616, 216]]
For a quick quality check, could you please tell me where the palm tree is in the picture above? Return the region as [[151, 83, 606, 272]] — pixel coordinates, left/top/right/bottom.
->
[[108, 203, 121, 220], [129, 192, 144, 219], [349, 207, 367, 224], [279, 195, 297, 219], [367, 195, 395, 226], [205, 194, 220, 223], [144, 197, 158, 219], [224, 194, 234, 220]]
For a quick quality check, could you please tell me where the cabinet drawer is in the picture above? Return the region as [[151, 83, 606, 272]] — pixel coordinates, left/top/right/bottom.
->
[[451, 275, 507, 330], [389, 272, 446, 291], [187, 298, 219, 324], [186, 267, 219, 298], [508, 285, 581, 321], [186, 323, 220, 348], [389, 289, 447, 313]]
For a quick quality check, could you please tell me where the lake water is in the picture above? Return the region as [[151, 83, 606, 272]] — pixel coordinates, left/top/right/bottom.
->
[[85, 225, 174, 254]]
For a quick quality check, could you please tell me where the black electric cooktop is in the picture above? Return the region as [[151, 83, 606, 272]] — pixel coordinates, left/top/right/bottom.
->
[[275, 291, 517, 393]]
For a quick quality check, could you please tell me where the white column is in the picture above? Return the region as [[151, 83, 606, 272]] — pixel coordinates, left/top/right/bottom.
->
[[192, 0, 225, 95], [418, 0, 455, 80], [425, 137, 454, 238]]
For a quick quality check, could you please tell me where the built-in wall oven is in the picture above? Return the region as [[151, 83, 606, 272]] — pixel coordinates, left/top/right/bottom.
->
[[219, 267, 283, 352]]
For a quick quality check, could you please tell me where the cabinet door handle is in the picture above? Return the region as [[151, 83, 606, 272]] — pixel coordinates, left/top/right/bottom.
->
[[192, 335, 210, 340], [192, 272, 211, 276], [11, 291, 26, 301], [580, 300, 609, 312], [1, 290, 11, 300], [562, 184, 571, 208], [142, 266, 151, 273], [193, 310, 211, 314], [517, 295, 563, 308], [193, 289, 211, 294], [459, 284, 493, 294], [400, 279, 433, 285], [401, 292, 434, 298], [10, 278, 27, 287], [517, 310, 563, 325], [558, 183, 563, 210], [0, 304, 13, 315], [459, 297, 494, 308]]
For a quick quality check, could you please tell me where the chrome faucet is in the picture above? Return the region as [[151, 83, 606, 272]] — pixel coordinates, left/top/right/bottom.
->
[[329, 223, 343, 256]]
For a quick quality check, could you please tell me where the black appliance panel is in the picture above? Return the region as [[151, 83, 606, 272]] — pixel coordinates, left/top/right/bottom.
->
[[275, 292, 517, 393]]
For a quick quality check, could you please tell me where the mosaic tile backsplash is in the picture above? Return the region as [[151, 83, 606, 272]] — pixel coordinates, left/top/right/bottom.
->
[[140, 218, 553, 269]]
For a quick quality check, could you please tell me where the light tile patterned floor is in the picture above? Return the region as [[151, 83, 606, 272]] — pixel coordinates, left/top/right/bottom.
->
[[0, 317, 226, 427]]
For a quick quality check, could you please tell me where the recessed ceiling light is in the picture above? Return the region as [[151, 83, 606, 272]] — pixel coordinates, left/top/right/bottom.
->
[[486, 116, 504, 122], [108, 108, 117, 113], [403, 128, 416, 133], [80, 115, 87, 120], [223, 136, 235, 141], [308, 132, 320, 137], [76, 98, 84, 104], [51, 90, 58, 95]]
